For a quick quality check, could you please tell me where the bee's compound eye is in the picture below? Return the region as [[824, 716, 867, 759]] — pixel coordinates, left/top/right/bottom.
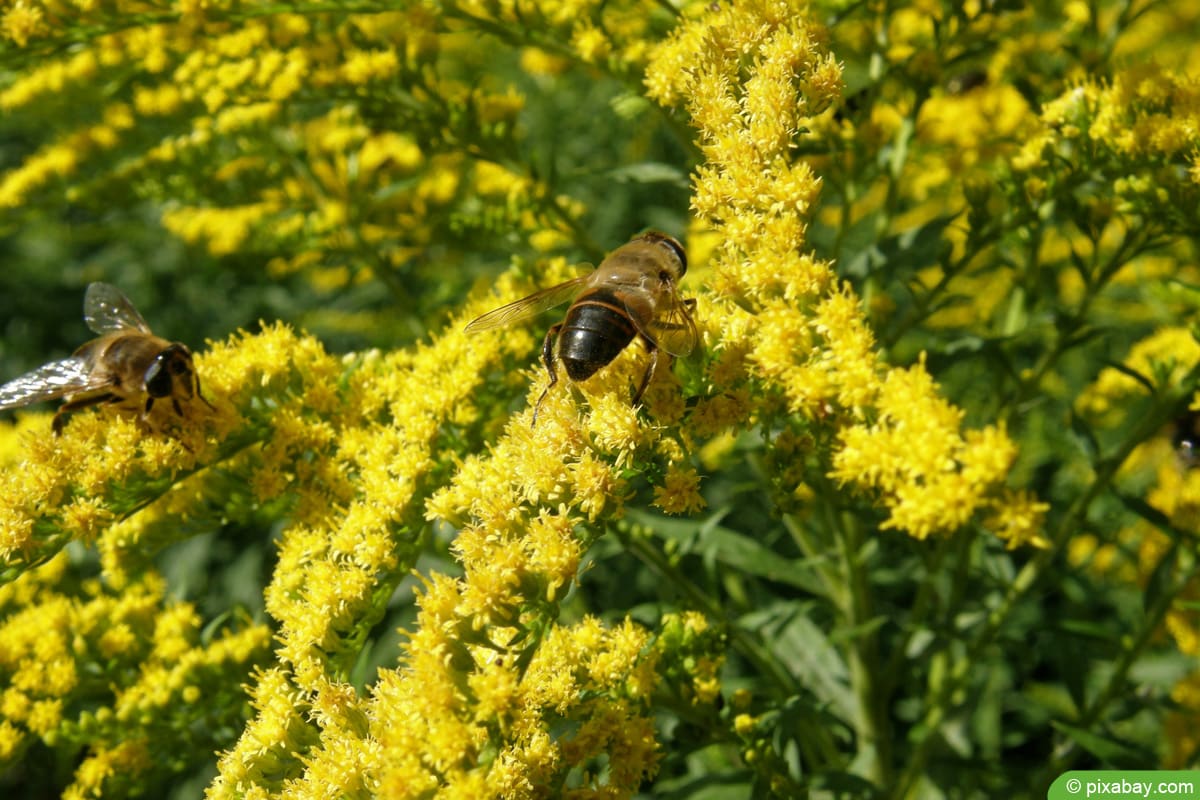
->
[[160, 343, 193, 377], [144, 358, 173, 398], [659, 235, 687, 276]]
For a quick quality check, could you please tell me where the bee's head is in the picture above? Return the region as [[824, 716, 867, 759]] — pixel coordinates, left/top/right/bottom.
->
[[144, 343, 196, 399], [637, 230, 688, 279]]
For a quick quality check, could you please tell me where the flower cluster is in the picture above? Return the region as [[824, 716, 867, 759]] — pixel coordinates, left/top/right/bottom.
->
[[1006, 62, 1200, 240], [0, 299, 548, 794], [444, 0, 681, 76], [646, 0, 1028, 544], [370, 610, 662, 797], [0, 6, 572, 318], [1070, 326, 1200, 766], [2, 0, 1198, 796], [0, 553, 270, 797], [830, 355, 1047, 545]]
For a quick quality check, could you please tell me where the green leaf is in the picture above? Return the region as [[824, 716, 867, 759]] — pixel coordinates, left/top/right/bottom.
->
[[827, 615, 887, 645], [629, 508, 825, 594], [1067, 409, 1100, 460], [604, 163, 691, 189], [653, 771, 754, 800], [1056, 618, 1123, 641], [1049, 722, 1150, 766], [1099, 359, 1156, 393], [842, 212, 957, 280], [739, 602, 855, 719]]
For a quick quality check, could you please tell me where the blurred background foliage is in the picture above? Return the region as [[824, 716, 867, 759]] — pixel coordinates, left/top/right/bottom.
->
[[0, 0, 1199, 798], [0, 5, 692, 368]]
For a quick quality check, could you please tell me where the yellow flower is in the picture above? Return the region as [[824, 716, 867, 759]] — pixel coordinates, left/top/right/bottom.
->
[[985, 490, 1051, 550], [520, 46, 571, 76], [342, 48, 400, 84], [523, 511, 583, 600], [572, 23, 611, 63], [652, 465, 706, 515], [0, 719, 22, 760], [1078, 327, 1200, 419], [1, 1, 45, 47]]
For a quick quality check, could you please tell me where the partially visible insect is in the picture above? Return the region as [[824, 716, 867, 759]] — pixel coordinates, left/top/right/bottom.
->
[[465, 231, 698, 424], [1173, 408, 1200, 468], [0, 282, 213, 434], [945, 69, 988, 96]]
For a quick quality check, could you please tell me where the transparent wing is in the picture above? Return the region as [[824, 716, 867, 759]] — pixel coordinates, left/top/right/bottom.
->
[[0, 358, 95, 411], [639, 291, 699, 358], [84, 282, 151, 335], [464, 276, 590, 333]]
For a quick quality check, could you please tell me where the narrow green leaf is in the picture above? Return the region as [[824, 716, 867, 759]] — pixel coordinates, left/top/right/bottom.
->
[[629, 508, 825, 594], [1113, 489, 1193, 545], [1049, 722, 1150, 765], [605, 163, 690, 188], [739, 602, 855, 719]]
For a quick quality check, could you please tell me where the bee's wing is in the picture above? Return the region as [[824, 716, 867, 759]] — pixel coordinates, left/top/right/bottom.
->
[[83, 282, 152, 335], [464, 276, 590, 333], [0, 358, 96, 411], [641, 289, 699, 358]]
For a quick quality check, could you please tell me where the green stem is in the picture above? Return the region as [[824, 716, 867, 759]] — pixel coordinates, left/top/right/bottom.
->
[[830, 499, 894, 788], [616, 525, 846, 770], [782, 512, 844, 601], [617, 526, 799, 697], [1008, 225, 1148, 420], [1033, 539, 1196, 793], [878, 533, 955, 686], [891, 362, 1200, 798]]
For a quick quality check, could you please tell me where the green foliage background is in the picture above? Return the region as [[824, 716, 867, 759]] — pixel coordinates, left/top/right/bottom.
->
[[0, 1, 1198, 798]]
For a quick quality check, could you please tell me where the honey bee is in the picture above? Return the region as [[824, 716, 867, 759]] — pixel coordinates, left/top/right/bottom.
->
[[0, 282, 212, 434], [466, 231, 698, 423]]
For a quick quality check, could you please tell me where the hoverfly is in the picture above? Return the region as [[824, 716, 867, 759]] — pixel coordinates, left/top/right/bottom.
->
[[465, 231, 698, 423], [0, 282, 213, 434]]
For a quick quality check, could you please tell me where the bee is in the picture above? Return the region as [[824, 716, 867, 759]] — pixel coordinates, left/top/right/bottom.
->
[[466, 231, 698, 423], [0, 282, 213, 434]]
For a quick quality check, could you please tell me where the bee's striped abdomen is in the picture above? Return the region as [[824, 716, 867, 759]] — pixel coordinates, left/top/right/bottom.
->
[[558, 288, 639, 381]]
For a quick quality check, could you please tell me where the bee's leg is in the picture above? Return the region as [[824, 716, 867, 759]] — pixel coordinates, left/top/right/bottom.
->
[[532, 324, 562, 427], [654, 298, 698, 332], [137, 396, 158, 430], [156, 397, 195, 450], [632, 340, 662, 406], [194, 376, 216, 410], [52, 392, 119, 435]]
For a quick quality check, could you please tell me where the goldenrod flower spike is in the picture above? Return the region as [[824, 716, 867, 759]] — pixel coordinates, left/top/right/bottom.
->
[[0, 554, 271, 797], [647, 0, 1028, 542], [8, 0, 1198, 795]]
